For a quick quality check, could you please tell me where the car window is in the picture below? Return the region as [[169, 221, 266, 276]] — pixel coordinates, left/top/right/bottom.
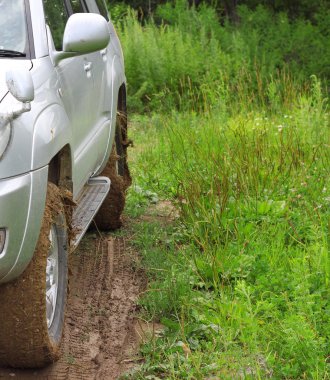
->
[[43, 0, 69, 51], [70, 0, 84, 13], [0, 0, 27, 54]]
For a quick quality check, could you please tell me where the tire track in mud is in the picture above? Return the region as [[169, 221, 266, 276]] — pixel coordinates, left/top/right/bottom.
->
[[0, 233, 145, 380]]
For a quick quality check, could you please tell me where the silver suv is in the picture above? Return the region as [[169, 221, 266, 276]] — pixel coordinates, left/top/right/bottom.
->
[[0, 0, 130, 368]]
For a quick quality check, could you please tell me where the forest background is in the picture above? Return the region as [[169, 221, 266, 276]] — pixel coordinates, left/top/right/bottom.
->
[[106, 1, 329, 379]]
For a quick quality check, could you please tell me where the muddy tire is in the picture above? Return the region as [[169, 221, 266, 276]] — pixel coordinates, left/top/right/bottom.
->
[[94, 111, 131, 230], [0, 183, 68, 368]]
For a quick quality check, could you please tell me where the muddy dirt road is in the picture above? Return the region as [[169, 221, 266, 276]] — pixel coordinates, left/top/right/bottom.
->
[[0, 232, 145, 380]]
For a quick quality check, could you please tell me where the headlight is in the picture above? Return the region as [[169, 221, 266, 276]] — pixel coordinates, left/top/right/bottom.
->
[[0, 228, 6, 255]]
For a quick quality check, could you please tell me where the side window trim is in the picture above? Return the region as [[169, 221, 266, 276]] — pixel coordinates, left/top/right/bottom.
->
[[64, 0, 74, 15], [83, 0, 109, 20], [81, 0, 88, 12], [66, 0, 87, 15], [24, 0, 35, 59]]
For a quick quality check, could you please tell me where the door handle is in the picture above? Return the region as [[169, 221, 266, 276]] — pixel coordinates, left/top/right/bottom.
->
[[84, 62, 92, 78], [100, 48, 107, 62], [84, 62, 92, 72]]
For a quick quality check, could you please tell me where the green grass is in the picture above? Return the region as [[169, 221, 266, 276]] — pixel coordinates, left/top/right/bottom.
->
[[116, 2, 330, 379], [124, 94, 329, 378]]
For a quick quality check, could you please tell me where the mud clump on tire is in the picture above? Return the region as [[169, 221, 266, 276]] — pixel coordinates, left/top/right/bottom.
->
[[94, 110, 132, 231], [117, 110, 132, 191], [0, 183, 68, 368], [94, 148, 127, 230]]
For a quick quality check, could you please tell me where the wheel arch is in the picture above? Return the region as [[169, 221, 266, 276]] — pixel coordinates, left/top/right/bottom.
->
[[48, 144, 73, 192], [117, 83, 127, 117]]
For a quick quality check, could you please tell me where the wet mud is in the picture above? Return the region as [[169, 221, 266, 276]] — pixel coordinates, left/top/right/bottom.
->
[[0, 233, 145, 379]]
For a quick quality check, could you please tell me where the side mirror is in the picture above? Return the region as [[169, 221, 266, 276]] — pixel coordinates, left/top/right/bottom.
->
[[53, 13, 110, 65], [6, 69, 34, 103]]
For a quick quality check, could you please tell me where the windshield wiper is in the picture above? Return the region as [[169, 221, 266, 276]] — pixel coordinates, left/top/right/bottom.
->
[[0, 49, 26, 57]]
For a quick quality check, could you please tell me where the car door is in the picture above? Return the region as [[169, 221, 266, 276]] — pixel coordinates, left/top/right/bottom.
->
[[43, 0, 101, 196], [69, 0, 113, 182], [82, 0, 114, 170]]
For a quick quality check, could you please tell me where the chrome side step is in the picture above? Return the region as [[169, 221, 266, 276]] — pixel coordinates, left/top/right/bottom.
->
[[71, 176, 110, 249]]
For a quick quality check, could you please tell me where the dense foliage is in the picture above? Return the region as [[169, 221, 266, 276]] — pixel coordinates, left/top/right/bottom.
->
[[109, 0, 329, 114], [109, 0, 329, 20], [114, 1, 329, 379]]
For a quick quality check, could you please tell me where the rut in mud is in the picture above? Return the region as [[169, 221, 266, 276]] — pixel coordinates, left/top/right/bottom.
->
[[0, 233, 146, 380]]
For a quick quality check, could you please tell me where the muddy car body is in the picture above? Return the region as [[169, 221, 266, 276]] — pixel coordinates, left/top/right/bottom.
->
[[0, 0, 129, 368]]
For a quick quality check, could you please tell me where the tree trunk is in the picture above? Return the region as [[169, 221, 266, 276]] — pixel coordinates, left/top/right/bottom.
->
[[224, 0, 239, 23]]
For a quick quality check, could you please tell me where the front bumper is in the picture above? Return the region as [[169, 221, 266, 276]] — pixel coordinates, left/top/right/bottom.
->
[[0, 167, 48, 283]]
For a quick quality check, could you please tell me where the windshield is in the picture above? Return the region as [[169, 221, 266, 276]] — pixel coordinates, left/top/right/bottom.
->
[[0, 0, 27, 55]]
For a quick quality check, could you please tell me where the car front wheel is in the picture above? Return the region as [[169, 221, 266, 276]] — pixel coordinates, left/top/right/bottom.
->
[[0, 183, 68, 368]]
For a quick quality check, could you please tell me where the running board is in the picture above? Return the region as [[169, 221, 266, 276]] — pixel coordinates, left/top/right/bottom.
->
[[71, 177, 111, 249]]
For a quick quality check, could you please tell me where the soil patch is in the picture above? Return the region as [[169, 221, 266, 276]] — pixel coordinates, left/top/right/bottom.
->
[[139, 200, 179, 225]]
